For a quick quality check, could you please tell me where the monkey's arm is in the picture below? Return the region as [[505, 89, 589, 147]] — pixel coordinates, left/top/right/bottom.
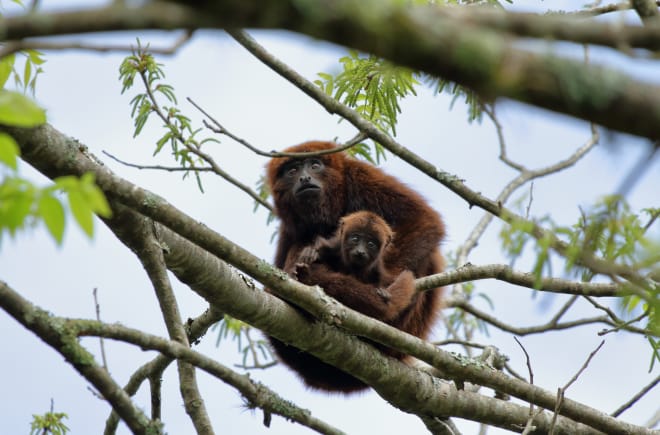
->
[[295, 263, 415, 321]]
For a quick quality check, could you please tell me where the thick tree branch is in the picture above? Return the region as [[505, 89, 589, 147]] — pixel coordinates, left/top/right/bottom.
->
[[5, 2, 660, 139], [134, 224, 214, 434], [0, 281, 157, 435], [0, 281, 346, 435], [228, 30, 657, 301], [6, 122, 654, 435]]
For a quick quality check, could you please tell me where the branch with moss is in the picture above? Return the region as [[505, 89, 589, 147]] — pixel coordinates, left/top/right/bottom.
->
[[228, 29, 657, 303], [132, 221, 214, 434], [0, 280, 345, 435], [0, 280, 159, 435], [105, 307, 223, 433], [6, 2, 660, 139], [7, 122, 656, 434]]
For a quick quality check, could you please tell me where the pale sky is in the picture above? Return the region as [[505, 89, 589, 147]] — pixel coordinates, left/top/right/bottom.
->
[[1, 1, 658, 434]]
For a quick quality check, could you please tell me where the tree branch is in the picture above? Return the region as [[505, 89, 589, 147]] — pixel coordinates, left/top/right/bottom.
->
[[227, 29, 657, 301], [7, 122, 654, 434], [417, 263, 624, 297], [5, 2, 660, 138], [105, 307, 223, 433], [0, 281, 346, 435], [0, 280, 157, 435], [134, 221, 214, 434]]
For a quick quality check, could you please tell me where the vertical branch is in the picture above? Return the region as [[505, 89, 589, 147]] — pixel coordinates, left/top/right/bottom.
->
[[93, 287, 109, 371], [134, 220, 215, 435], [104, 308, 223, 434], [0, 281, 154, 434]]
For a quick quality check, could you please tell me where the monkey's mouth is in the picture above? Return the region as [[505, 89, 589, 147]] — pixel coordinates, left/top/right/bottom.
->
[[349, 253, 369, 266], [295, 184, 321, 196]]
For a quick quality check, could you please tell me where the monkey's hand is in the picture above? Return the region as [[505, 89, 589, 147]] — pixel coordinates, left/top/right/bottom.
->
[[375, 287, 392, 302], [293, 262, 311, 280], [297, 245, 320, 265]]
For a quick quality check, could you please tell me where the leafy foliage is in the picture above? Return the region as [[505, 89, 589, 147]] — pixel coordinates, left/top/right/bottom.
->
[[0, 45, 110, 245], [423, 75, 485, 123], [315, 50, 419, 160], [315, 49, 488, 163], [119, 40, 218, 191], [213, 315, 272, 368], [30, 411, 69, 435], [0, 90, 46, 126], [0, 49, 46, 96], [500, 195, 660, 355], [0, 170, 112, 245]]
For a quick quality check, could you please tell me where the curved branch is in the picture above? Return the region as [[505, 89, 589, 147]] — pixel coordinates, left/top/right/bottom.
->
[[8, 122, 655, 435], [6, 2, 660, 139], [448, 297, 616, 336], [0, 281, 346, 435], [105, 307, 223, 434], [228, 29, 657, 301], [0, 281, 156, 434], [416, 263, 623, 297]]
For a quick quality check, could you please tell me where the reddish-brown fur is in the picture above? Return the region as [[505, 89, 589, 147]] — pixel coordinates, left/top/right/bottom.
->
[[266, 141, 445, 393], [293, 211, 416, 322]]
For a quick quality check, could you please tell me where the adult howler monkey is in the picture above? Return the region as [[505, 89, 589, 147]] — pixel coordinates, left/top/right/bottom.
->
[[266, 141, 445, 393]]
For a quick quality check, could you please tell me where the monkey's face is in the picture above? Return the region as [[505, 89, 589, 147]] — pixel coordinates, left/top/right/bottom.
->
[[342, 231, 381, 270], [285, 158, 325, 200], [271, 157, 325, 210]]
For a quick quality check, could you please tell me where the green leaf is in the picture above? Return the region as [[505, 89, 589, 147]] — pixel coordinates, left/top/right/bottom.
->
[[80, 173, 112, 218], [3, 188, 32, 233], [0, 54, 16, 89], [0, 133, 20, 170], [23, 57, 32, 91], [38, 194, 65, 244], [27, 49, 46, 66], [68, 190, 94, 237], [0, 90, 46, 127]]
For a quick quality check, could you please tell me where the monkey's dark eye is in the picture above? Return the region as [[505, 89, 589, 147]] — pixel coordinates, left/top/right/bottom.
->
[[309, 159, 323, 171], [285, 164, 300, 178], [349, 234, 360, 243], [367, 241, 378, 250]]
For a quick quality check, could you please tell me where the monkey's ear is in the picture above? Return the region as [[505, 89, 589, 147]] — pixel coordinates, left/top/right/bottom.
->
[[386, 231, 395, 247]]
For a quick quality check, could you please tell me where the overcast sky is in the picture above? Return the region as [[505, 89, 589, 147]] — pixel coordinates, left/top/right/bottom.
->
[[1, 1, 658, 434]]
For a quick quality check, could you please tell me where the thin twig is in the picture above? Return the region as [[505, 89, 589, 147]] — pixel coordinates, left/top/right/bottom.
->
[[0, 30, 194, 59], [103, 150, 214, 172], [549, 340, 606, 434], [92, 288, 109, 371], [187, 96, 367, 158], [582, 296, 651, 336], [514, 337, 539, 435], [448, 296, 645, 336], [611, 374, 660, 418], [134, 68, 273, 212]]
